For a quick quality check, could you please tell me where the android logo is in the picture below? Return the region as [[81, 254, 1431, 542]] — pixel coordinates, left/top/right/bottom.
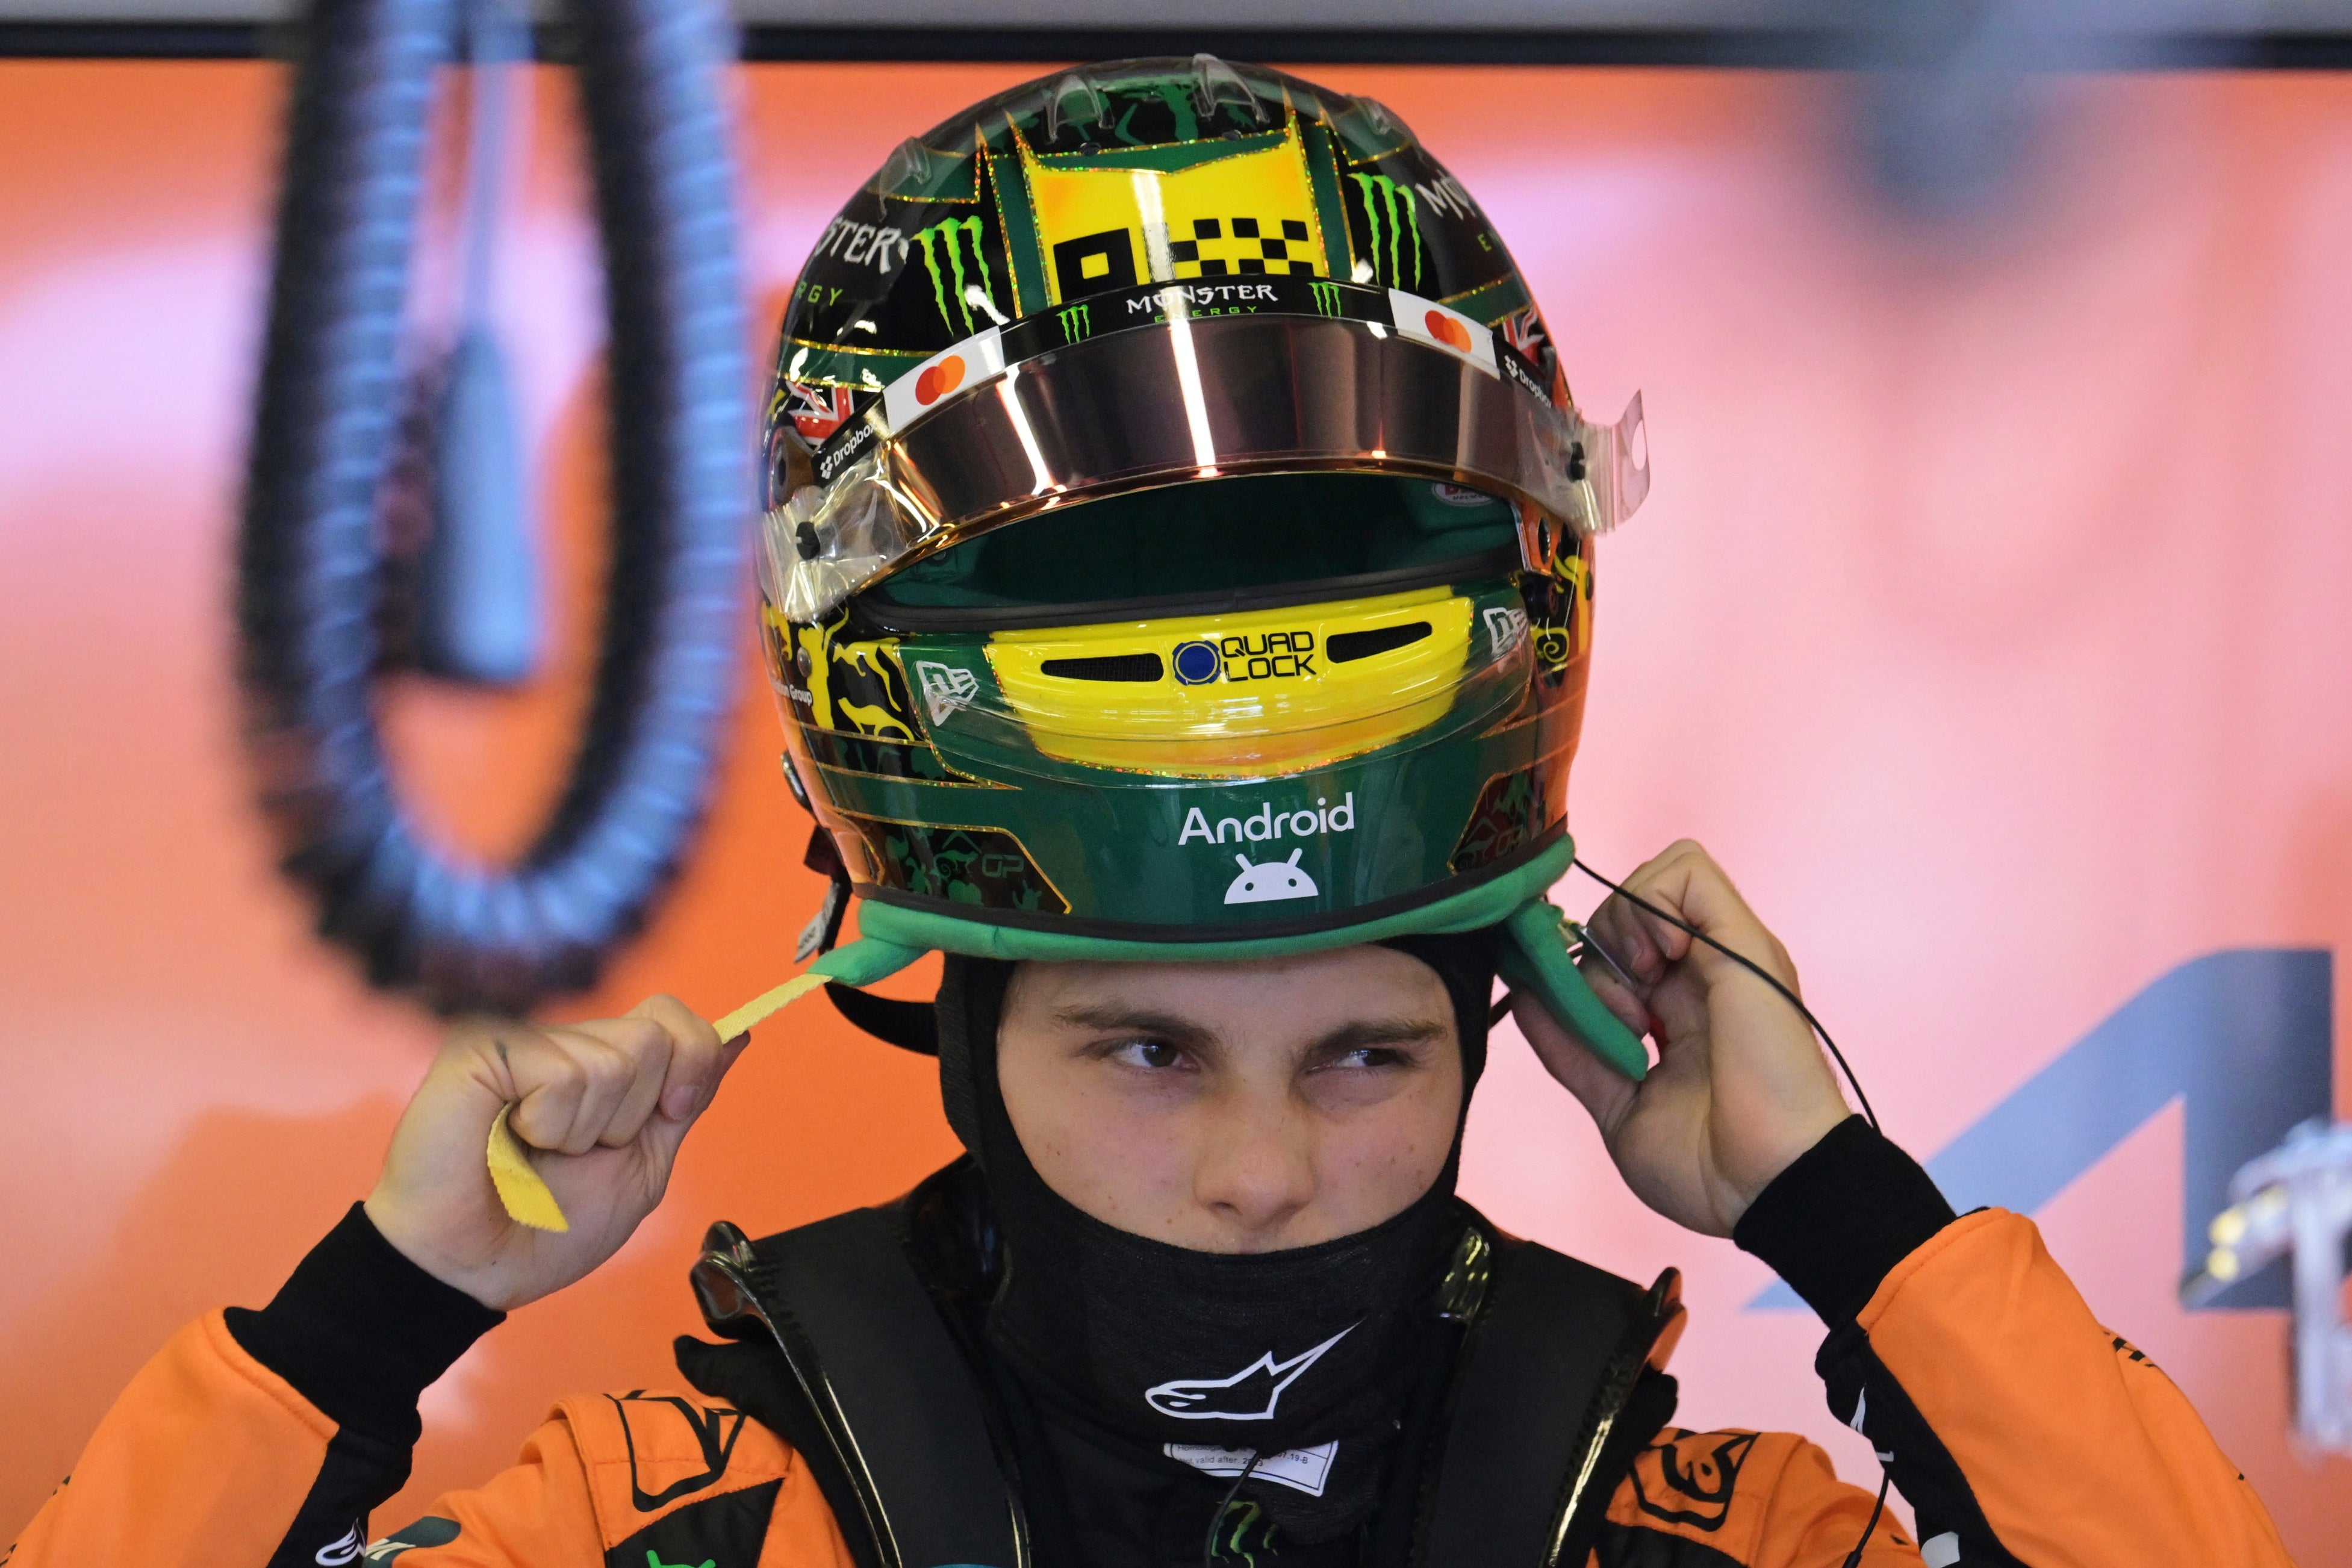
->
[[1224, 849, 1318, 905]]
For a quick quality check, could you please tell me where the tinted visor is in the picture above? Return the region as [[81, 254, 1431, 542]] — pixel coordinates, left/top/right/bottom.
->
[[860, 472, 1521, 629], [758, 291, 1646, 625]]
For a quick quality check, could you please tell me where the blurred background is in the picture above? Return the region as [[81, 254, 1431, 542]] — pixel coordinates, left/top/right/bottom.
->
[[4, 1, 2352, 1558]]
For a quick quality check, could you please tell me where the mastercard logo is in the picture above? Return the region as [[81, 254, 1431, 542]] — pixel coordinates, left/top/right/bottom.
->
[[1424, 310, 1473, 353], [914, 353, 966, 406]]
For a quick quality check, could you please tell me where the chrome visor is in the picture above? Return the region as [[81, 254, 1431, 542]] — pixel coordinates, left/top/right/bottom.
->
[[759, 279, 1647, 624]]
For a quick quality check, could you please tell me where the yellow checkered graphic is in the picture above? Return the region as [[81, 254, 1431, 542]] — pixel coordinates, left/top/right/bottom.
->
[[1024, 123, 1328, 305]]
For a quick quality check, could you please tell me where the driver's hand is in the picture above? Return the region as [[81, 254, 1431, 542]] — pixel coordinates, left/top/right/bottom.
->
[[1515, 840, 1852, 1236], [364, 996, 742, 1310]]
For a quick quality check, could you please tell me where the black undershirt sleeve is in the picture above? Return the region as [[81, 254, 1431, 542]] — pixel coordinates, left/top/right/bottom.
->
[[1734, 1120, 2036, 1565], [222, 1203, 505, 1566], [1731, 1115, 1957, 1327], [225, 1201, 505, 1445]]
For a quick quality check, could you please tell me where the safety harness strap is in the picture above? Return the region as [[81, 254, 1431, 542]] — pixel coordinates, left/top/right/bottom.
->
[[681, 1177, 1682, 1568], [686, 1209, 1023, 1568], [1414, 1242, 1682, 1567]]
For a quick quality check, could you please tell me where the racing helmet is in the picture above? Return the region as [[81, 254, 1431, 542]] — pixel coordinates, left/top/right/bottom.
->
[[753, 56, 1650, 1075]]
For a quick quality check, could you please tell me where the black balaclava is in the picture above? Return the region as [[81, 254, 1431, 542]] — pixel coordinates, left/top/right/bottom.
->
[[935, 933, 1501, 1546]]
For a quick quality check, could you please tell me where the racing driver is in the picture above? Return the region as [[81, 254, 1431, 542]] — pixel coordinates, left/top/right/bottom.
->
[[11, 57, 2295, 1568]]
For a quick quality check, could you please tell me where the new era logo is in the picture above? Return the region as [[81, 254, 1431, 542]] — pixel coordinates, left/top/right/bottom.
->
[[916, 661, 978, 724]]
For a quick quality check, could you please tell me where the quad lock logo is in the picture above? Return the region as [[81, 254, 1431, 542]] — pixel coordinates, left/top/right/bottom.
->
[[1172, 629, 1317, 685], [1179, 791, 1355, 904]]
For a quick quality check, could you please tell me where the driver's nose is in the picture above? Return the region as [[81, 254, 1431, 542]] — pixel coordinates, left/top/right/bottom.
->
[[1189, 1085, 1317, 1248]]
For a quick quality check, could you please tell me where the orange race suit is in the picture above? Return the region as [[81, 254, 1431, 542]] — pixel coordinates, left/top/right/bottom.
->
[[6, 1119, 2298, 1568]]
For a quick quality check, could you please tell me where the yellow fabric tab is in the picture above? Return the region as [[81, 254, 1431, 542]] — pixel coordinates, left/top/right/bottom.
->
[[714, 969, 829, 1043], [484, 970, 848, 1230], [487, 1104, 570, 1233]]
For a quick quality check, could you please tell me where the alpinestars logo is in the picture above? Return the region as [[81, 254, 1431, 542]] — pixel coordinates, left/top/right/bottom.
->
[[1145, 1326, 1355, 1420]]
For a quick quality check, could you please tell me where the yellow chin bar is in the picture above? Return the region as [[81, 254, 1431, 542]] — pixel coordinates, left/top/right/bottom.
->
[[985, 585, 1474, 777]]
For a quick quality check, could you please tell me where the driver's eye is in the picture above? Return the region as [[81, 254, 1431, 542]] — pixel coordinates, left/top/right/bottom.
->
[[1112, 1039, 1186, 1071]]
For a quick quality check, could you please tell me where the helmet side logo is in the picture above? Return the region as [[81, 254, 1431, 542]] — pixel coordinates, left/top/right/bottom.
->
[[913, 353, 965, 405], [882, 328, 1004, 434], [1225, 848, 1318, 905], [1423, 309, 1471, 352], [1172, 638, 1222, 685], [915, 661, 978, 724], [1484, 605, 1529, 658]]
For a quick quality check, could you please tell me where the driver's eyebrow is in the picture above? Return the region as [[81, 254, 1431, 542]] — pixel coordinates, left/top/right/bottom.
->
[[1052, 1004, 1219, 1051]]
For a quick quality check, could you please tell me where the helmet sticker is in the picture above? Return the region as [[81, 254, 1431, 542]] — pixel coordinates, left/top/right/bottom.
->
[[1483, 605, 1531, 659], [1390, 289, 1498, 378], [1022, 118, 1332, 305], [881, 326, 1005, 434], [915, 660, 979, 725], [1224, 848, 1319, 906], [1451, 765, 1555, 874], [781, 379, 856, 444], [1179, 794, 1356, 851]]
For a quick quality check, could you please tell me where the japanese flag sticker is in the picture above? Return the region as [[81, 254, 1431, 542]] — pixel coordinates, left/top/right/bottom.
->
[[882, 326, 1006, 434], [1389, 290, 1498, 378]]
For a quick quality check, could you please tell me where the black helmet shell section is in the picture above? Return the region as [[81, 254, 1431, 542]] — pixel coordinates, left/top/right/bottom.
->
[[764, 56, 1570, 508]]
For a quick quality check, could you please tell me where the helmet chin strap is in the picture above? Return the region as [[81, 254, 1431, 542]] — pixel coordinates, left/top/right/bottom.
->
[[1495, 899, 1653, 1077]]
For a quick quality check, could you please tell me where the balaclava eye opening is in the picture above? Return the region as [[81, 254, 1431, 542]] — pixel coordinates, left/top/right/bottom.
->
[[936, 932, 1501, 1165], [933, 932, 1501, 1542]]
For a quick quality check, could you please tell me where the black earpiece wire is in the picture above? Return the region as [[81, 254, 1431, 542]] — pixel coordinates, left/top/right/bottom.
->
[[1565, 856, 1891, 1561], [1842, 1468, 1893, 1567], [1569, 857, 1879, 1133], [1202, 1451, 1262, 1568]]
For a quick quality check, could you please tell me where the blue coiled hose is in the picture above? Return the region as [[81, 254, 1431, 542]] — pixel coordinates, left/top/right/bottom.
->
[[238, 0, 747, 1013]]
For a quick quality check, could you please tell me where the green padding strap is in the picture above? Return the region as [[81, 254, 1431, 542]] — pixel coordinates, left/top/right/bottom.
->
[[1496, 900, 1650, 1080], [809, 938, 929, 988], [820, 835, 1647, 1081]]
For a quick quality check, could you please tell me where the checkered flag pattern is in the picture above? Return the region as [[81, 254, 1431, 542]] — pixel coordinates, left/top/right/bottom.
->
[[1168, 217, 1319, 278]]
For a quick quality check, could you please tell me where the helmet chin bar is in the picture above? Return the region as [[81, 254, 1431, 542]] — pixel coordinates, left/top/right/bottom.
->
[[761, 302, 1649, 625]]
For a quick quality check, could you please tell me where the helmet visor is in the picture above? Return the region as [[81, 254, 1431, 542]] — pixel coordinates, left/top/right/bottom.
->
[[756, 279, 1646, 623]]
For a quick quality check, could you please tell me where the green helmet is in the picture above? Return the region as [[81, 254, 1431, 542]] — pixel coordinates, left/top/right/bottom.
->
[[753, 57, 1650, 1074]]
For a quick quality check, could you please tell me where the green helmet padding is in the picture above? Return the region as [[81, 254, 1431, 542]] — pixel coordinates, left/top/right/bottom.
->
[[807, 835, 1647, 1080]]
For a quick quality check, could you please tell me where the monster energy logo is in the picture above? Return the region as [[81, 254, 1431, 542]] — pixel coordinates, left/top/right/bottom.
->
[[1308, 280, 1343, 316], [912, 216, 997, 336], [1057, 302, 1092, 343], [1349, 173, 1422, 287]]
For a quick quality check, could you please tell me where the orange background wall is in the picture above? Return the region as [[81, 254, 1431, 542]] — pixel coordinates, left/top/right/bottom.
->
[[4, 58, 2351, 1560]]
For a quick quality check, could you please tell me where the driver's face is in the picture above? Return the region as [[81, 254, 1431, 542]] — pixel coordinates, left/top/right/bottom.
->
[[996, 947, 1463, 1254]]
